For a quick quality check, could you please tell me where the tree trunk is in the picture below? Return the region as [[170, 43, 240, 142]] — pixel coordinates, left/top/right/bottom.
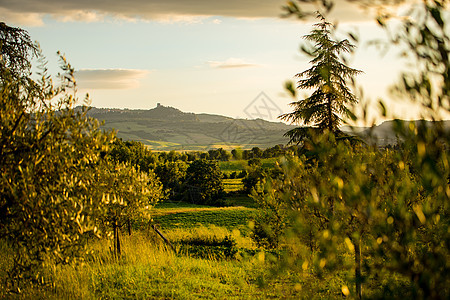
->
[[327, 93, 333, 132], [113, 221, 121, 258], [127, 219, 132, 236], [309, 228, 314, 252], [354, 237, 362, 299]]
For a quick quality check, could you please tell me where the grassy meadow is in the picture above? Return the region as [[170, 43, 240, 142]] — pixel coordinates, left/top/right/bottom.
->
[[0, 200, 410, 299], [5, 195, 387, 299], [0, 195, 310, 299]]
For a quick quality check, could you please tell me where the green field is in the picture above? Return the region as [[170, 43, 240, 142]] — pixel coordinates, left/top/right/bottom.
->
[[219, 160, 247, 172], [219, 158, 278, 172], [223, 178, 244, 192], [0, 197, 309, 299], [153, 207, 255, 236], [153, 197, 255, 231]]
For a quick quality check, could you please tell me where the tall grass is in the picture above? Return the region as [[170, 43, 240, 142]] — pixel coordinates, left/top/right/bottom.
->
[[1, 189, 406, 299], [1, 225, 405, 299], [0, 230, 302, 299]]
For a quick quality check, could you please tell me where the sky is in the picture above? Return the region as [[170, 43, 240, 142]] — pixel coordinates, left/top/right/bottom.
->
[[0, 0, 433, 126]]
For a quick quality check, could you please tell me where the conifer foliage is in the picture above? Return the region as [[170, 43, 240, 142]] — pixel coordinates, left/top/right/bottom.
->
[[281, 14, 361, 143]]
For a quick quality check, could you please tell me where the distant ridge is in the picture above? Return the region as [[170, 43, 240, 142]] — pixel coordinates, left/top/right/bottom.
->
[[86, 105, 450, 150], [357, 119, 450, 146], [88, 105, 197, 121], [87, 105, 296, 150]]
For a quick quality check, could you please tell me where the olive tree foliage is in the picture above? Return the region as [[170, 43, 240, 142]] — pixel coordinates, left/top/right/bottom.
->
[[0, 52, 110, 285], [96, 141, 164, 258], [280, 14, 362, 144], [384, 0, 450, 117], [95, 160, 163, 257], [257, 136, 436, 297], [0, 23, 163, 288], [109, 138, 159, 173], [262, 0, 450, 298], [249, 175, 288, 250]]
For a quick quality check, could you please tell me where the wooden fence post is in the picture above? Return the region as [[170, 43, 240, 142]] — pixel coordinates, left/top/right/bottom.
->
[[152, 224, 176, 252]]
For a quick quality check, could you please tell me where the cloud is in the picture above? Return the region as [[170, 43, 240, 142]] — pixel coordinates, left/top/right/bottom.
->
[[152, 14, 207, 25], [0, 7, 45, 26], [207, 58, 259, 69], [0, 0, 392, 26], [75, 69, 149, 90], [1, 0, 286, 25], [55, 10, 106, 23]]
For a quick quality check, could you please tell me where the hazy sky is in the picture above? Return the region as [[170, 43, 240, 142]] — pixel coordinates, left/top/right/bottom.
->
[[1, 0, 428, 125]]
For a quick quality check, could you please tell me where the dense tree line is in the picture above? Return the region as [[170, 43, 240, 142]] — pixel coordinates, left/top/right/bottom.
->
[[106, 140, 304, 202], [109, 140, 301, 166], [107, 139, 243, 167]]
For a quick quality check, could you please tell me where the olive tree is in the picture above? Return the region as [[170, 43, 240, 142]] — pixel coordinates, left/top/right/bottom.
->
[[95, 160, 163, 257], [0, 23, 163, 290], [274, 1, 450, 298], [0, 52, 111, 286]]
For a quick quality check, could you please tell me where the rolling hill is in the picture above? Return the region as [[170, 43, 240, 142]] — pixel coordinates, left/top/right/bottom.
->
[[87, 105, 296, 150], [87, 105, 450, 150], [357, 119, 450, 146]]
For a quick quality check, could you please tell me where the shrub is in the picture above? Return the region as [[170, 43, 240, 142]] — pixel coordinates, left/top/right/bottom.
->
[[154, 161, 187, 199], [242, 166, 266, 194], [183, 160, 225, 206]]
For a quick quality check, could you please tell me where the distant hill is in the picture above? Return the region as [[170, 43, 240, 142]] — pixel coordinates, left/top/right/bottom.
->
[[86, 105, 450, 150], [357, 119, 450, 146], [87, 105, 296, 150], [342, 120, 450, 146]]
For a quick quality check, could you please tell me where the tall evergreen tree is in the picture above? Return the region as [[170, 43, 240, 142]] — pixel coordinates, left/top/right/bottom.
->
[[280, 14, 362, 144]]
